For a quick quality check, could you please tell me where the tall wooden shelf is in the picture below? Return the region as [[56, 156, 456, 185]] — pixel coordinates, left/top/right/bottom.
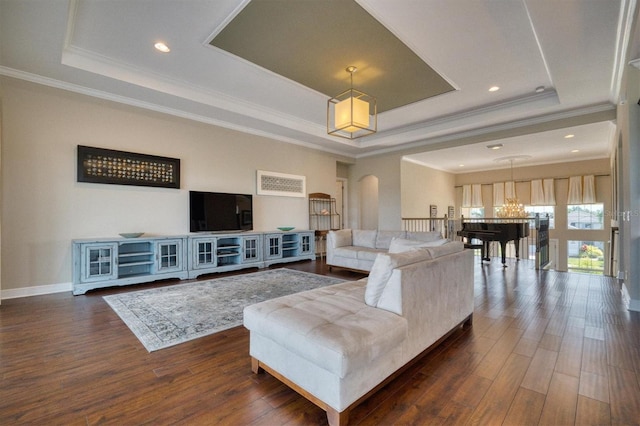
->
[[309, 193, 341, 259], [308, 193, 341, 232]]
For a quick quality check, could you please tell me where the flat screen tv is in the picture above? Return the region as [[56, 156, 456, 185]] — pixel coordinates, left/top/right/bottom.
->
[[189, 191, 253, 232]]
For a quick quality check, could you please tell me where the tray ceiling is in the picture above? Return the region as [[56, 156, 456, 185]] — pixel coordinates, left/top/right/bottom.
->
[[209, 0, 455, 113], [1, 0, 636, 171]]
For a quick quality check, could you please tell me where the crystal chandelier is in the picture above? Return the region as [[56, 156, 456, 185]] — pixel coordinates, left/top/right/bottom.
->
[[496, 159, 528, 218], [496, 198, 527, 218]]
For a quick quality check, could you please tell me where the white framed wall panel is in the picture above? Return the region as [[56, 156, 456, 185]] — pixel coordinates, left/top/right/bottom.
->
[[257, 170, 306, 197]]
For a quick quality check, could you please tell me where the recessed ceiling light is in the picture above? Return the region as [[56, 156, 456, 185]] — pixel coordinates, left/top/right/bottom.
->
[[459, 164, 465, 167], [571, 149, 580, 153], [487, 143, 503, 150], [535, 86, 545, 93], [489, 86, 500, 92], [564, 134, 575, 139], [154, 42, 170, 53]]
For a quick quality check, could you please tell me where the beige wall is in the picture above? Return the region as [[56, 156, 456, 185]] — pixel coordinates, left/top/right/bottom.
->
[[0, 78, 345, 293], [401, 159, 456, 218], [455, 159, 612, 271], [616, 63, 640, 310], [348, 153, 403, 230], [0, 82, 3, 303]]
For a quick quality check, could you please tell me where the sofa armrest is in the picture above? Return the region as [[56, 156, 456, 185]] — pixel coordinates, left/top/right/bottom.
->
[[327, 229, 352, 249], [326, 229, 352, 265]]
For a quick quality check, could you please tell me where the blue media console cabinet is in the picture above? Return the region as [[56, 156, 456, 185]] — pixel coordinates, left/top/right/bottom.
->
[[72, 230, 315, 295]]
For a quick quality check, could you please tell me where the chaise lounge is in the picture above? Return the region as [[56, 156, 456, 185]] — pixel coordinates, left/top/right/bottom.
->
[[243, 240, 474, 425]]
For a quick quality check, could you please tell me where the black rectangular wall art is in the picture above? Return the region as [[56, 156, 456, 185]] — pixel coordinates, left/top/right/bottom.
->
[[77, 145, 180, 189]]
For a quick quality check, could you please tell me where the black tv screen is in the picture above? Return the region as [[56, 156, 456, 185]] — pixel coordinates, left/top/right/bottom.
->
[[189, 191, 253, 232]]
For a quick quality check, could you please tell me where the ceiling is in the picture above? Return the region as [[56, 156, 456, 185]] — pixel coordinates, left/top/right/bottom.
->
[[209, 0, 455, 113], [1, 0, 638, 173]]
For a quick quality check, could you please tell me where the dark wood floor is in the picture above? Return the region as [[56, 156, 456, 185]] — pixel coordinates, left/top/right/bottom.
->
[[1, 258, 639, 425]]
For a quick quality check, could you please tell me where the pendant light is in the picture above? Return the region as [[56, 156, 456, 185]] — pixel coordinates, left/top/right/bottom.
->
[[327, 66, 377, 139]]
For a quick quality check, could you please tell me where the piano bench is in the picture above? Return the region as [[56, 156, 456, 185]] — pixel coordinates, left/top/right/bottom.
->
[[463, 243, 483, 250]]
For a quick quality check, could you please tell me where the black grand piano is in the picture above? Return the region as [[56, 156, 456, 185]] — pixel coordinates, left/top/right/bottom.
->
[[457, 221, 530, 266]]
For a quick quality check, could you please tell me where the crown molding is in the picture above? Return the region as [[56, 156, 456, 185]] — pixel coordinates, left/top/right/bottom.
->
[[611, 0, 638, 101], [356, 102, 616, 160], [0, 66, 357, 159]]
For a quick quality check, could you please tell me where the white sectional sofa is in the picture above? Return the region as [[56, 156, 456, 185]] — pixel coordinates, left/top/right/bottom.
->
[[243, 240, 474, 426], [326, 229, 445, 271]]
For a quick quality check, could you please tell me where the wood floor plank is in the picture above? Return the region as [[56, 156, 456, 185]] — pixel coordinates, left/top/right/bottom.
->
[[520, 347, 558, 394], [554, 325, 585, 377], [502, 387, 546, 426], [1, 259, 638, 425], [468, 353, 531, 425], [451, 373, 493, 409], [582, 336, 609, 377], [579, 370, 610, 404], [608, 364, 640, 424], [575, 395, 612, 426], [472, 327, 525, 380], [538, 372, 580, 425]]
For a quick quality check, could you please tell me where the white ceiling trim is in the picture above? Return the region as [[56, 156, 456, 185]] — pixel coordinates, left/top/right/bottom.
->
[[0, 65, 356, 158], [356, 103, 616, 160], [61, 45, 338, 142], [610, 0, 638, 103], [203, 0, 252, 45], [522, 0, 554, 88], [354, 0, 460, 91], [408, 152, 612, 174], [358, 90, 561, 149]]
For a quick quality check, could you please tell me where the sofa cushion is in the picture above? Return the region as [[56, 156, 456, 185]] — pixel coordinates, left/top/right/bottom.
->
[[352, 230, 377, 248], [388, 237, 449, 254], [356, 247, 381, 261], [365, 249, 435, 307], [375, 231, 406, 249], [406, 231, 443, 242], [243, 280, 408, 378], [333, 246, 359, 259]]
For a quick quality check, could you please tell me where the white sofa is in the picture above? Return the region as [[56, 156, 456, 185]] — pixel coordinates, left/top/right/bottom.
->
[[243, 241, 474, 426], [326, 229, 444, 271]]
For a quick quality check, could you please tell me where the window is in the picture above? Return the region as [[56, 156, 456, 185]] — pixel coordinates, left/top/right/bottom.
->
[[525, 205, 555, 229], [567, 240, 605, 274], [460, 207, 484, 218], [567, 204, 604, 230]]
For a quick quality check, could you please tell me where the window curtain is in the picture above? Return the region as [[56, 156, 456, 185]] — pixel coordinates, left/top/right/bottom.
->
[[463, 184, 483, 208], [567, 176, 582, 204], [568, 175, 595, 204], [543, 178, 556, 205], [493, 182, 505, 206], [583, 175, 595, 203], [471, 184, 483, 207], [505, 181, 516, 199], [531, 179, 556, 205], [530, 180, 545, 205], [462, 185, 471, 207]]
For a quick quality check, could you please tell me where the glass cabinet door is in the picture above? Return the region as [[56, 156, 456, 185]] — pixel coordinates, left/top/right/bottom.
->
[[81, 243, 118, 282], [193, 239, 216, 269], [299, 233, 314, 255], [242, 236, 261, 263], [156, 239, 184, 273], [264, 234, 282, 259]]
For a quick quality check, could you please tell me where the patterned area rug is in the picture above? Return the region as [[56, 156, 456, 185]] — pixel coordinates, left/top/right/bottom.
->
[[103, 268, 344, 352]]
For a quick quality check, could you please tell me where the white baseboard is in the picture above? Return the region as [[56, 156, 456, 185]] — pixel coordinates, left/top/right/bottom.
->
[[1, 282, 72, 300], [620, 282, 640, 312], [629, 299, 640, 312]]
